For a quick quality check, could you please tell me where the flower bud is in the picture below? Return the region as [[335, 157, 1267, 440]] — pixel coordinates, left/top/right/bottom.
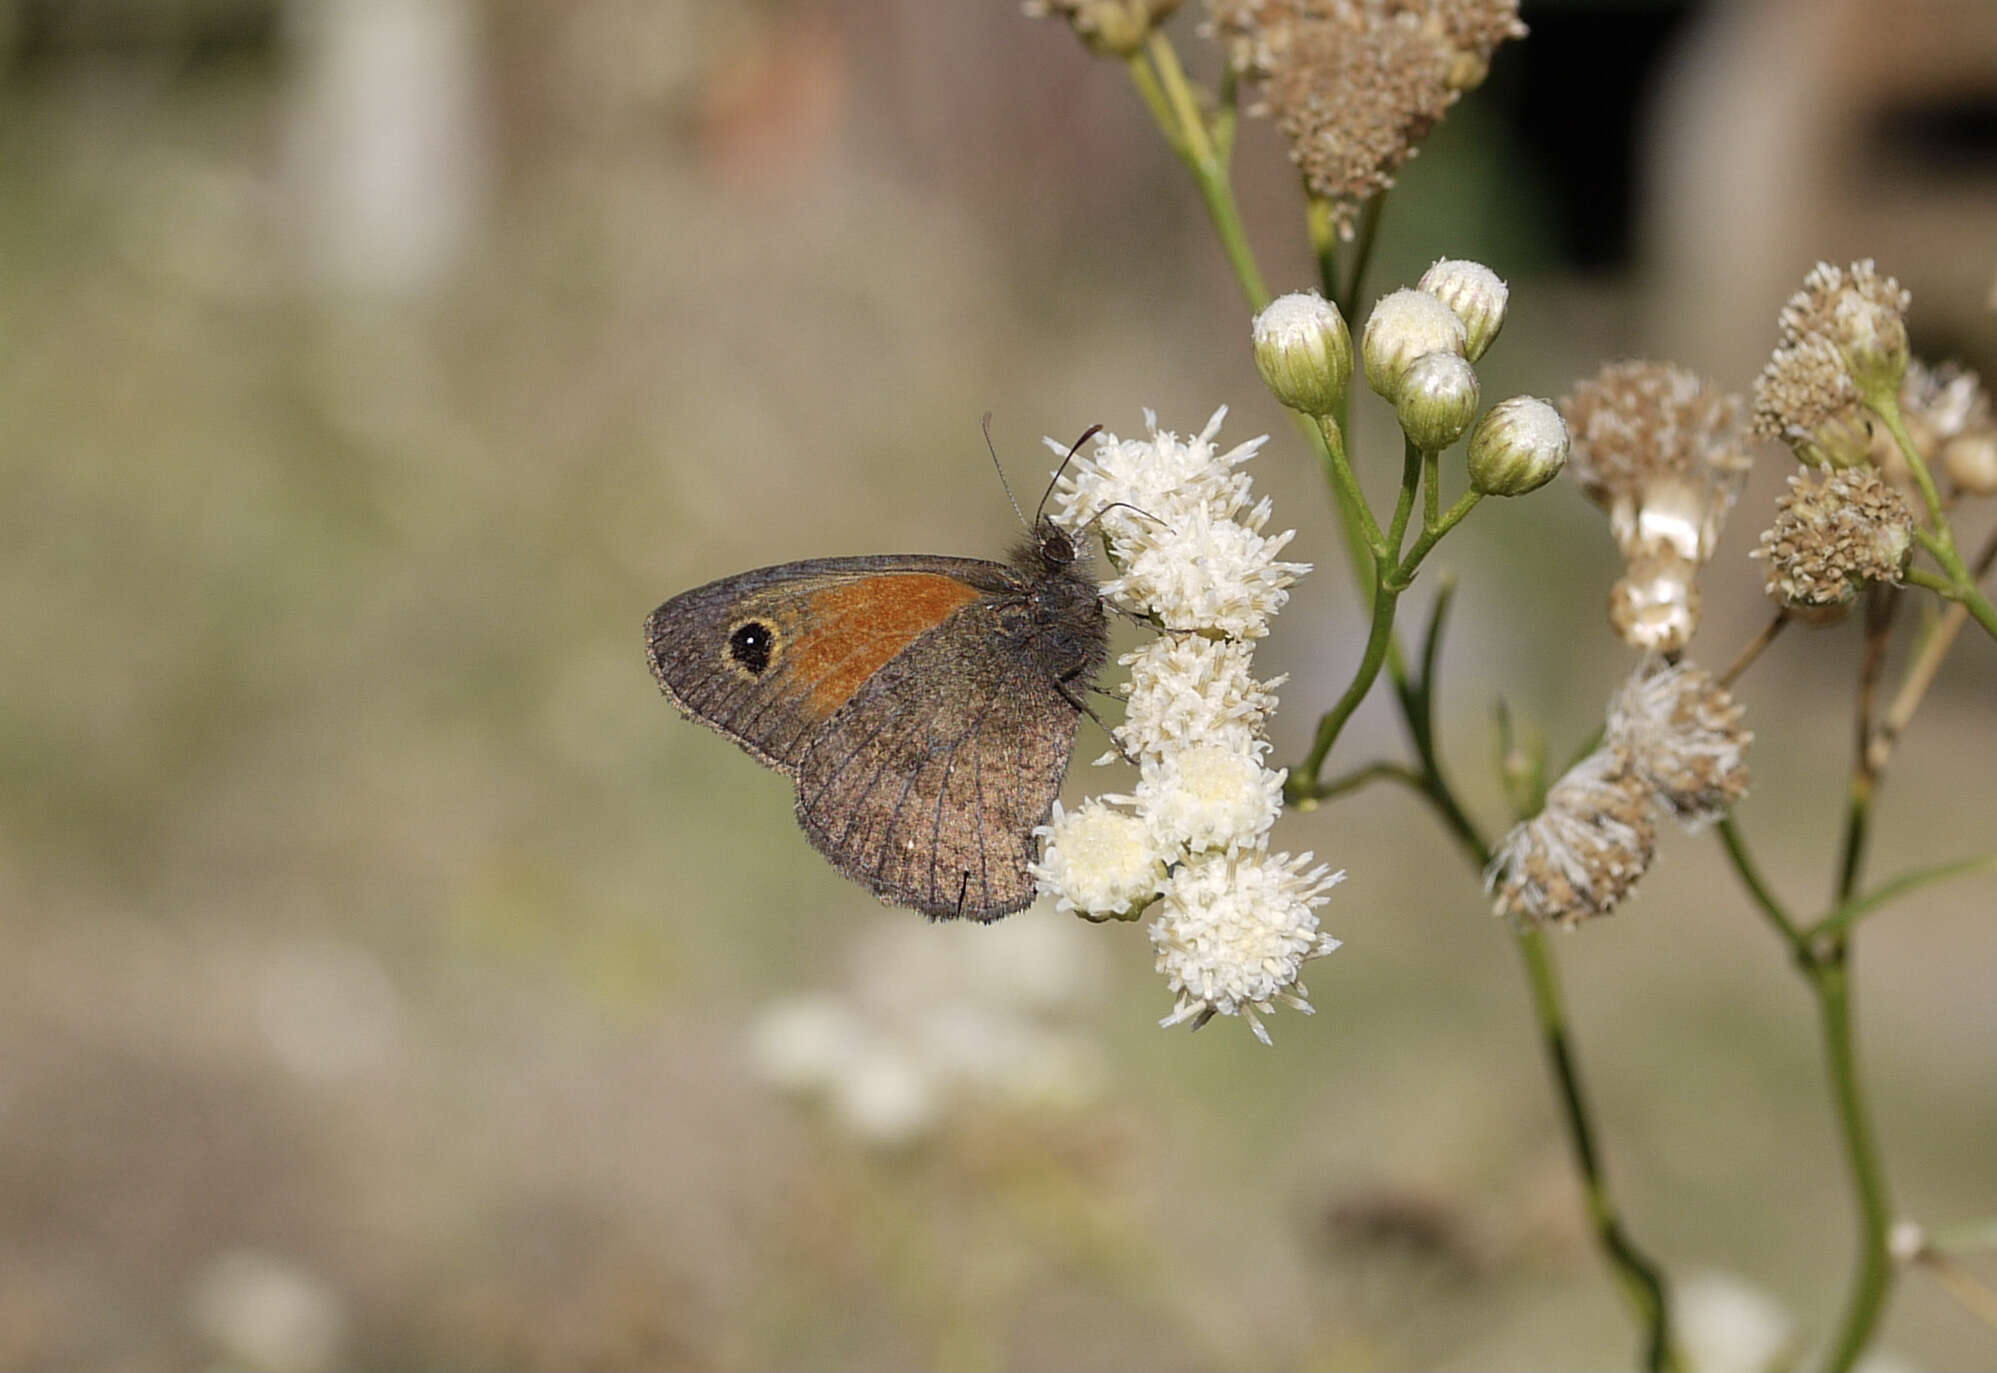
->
[[1394, 351, 1480, 451], [1251, 292, 1353, 416], [1466, 396, 1568, 495], [1361, 288, 1466, 400], [1417, 258, 1508, 361]]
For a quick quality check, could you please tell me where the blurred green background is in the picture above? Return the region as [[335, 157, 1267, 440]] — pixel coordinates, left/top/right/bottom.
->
[[1, 1, 1991, 1369]]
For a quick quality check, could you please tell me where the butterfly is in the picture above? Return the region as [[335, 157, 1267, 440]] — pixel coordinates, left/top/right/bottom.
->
[[644, 428, 1110, 921]]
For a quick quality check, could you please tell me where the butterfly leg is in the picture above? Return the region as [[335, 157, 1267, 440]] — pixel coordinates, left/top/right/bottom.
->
[[1057, 669, 1136, 767]]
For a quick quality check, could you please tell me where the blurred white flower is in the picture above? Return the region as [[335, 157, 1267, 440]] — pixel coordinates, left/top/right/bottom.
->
[[747, 993, 870, 1093], [1676, 1270, 1795, 1373], [745, 917, 1109, 1147], [190, 1250, 346, 1373], [828, 1046, 937, 1149]]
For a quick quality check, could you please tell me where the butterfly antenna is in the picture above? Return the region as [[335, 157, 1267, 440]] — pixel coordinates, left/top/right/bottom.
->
[[1033, 424, 1102, 528], [982, 411, 1031, 533]]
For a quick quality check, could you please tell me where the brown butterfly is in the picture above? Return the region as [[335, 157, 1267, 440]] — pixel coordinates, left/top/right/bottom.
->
[[644, 430, 1109, 922]]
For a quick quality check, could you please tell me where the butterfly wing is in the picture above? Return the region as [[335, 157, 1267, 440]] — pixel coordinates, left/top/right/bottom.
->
[[790, 603, 1080, 921], [644, 554, 1014, 770]]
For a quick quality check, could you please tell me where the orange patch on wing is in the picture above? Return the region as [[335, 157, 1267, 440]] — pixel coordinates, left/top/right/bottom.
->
[[792, 574, 982, 718]]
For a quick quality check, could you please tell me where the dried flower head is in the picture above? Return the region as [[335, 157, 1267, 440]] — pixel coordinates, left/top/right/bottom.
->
[[1752, 466, 1914, 615], [1561, 361, 1749, 652], [1025, 0, 1183, 57], [1486, 746, 1657, 929], [1753, 334, 1874, 469], [1774, 259, 1910, 396], [1213, 0, 1525, 236], [1754, 261, 1913, 464], [1608, 661, 1751, 830]]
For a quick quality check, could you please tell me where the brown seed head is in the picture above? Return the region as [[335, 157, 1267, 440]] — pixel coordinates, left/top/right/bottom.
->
[[1752, 466, 1914, 613]]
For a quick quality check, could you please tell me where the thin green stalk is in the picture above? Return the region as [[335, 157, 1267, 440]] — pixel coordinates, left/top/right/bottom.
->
[[1812, 956, 1895, 1372], [1871, 392, 1952, 552], [1307, 193, 1339, 302], [1903, 564, 1997, 638], [1315, 414, 1386, 557], [1810, 853, 1997, 942], [1834, 589, 1895, 905], [1715, 816, 1806, 952], [1515, 930, 1679, 1373], [1145, 32, 1268, 311], [1391, 490, 1482, 587], [1335, 193, 1388, 322], [1289, 563, 1401, 798]]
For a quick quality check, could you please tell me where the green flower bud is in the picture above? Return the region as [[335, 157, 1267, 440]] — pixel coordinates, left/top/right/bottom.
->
[[1361, 288, 1466, 401], [1251, 292, 1353, 416], [1394, 351, 1480, 452], [1417, 258, 1508, 362], [1467, 396, 1568, 496]]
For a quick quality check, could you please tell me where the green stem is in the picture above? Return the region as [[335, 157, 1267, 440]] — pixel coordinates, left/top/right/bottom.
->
[[1715, 817, 1806, 952], [1392, 490, 1483, 586], [1315, 414, 1386, 558], [1902, 565, 1997, 639], [1296, 759, 1427, 804], [1809, 853, 1997, 942], [1515, 930, 1679, 1373], [1870, 391, 1951, 553], [1335, 193, 1387, 323], [1811, 955, 1896, 1372], [1306, 193, 1339, 302], [1289, 563, 1402, 799], [1145, 32, 1268, 312], [1834, 589, 1895, 905]]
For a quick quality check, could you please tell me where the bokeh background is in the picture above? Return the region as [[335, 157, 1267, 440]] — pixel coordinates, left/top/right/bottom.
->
[[2, 0, 1992, 1368]]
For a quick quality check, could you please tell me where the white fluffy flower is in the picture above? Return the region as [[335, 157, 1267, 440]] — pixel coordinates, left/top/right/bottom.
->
[[1030, 798, 1170, 919], [1112, 635, 1283, 764], [1136, 743, 1285, 853], [1150, 850, 1344, 1045], [1045, 406, 1265, 548], [1103, 497, 1308, 638]]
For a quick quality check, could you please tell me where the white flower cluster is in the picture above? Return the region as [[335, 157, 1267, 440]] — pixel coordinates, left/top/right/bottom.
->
[[1030, 408, 1342, 1046], [748, 917, 1108, 1148]]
